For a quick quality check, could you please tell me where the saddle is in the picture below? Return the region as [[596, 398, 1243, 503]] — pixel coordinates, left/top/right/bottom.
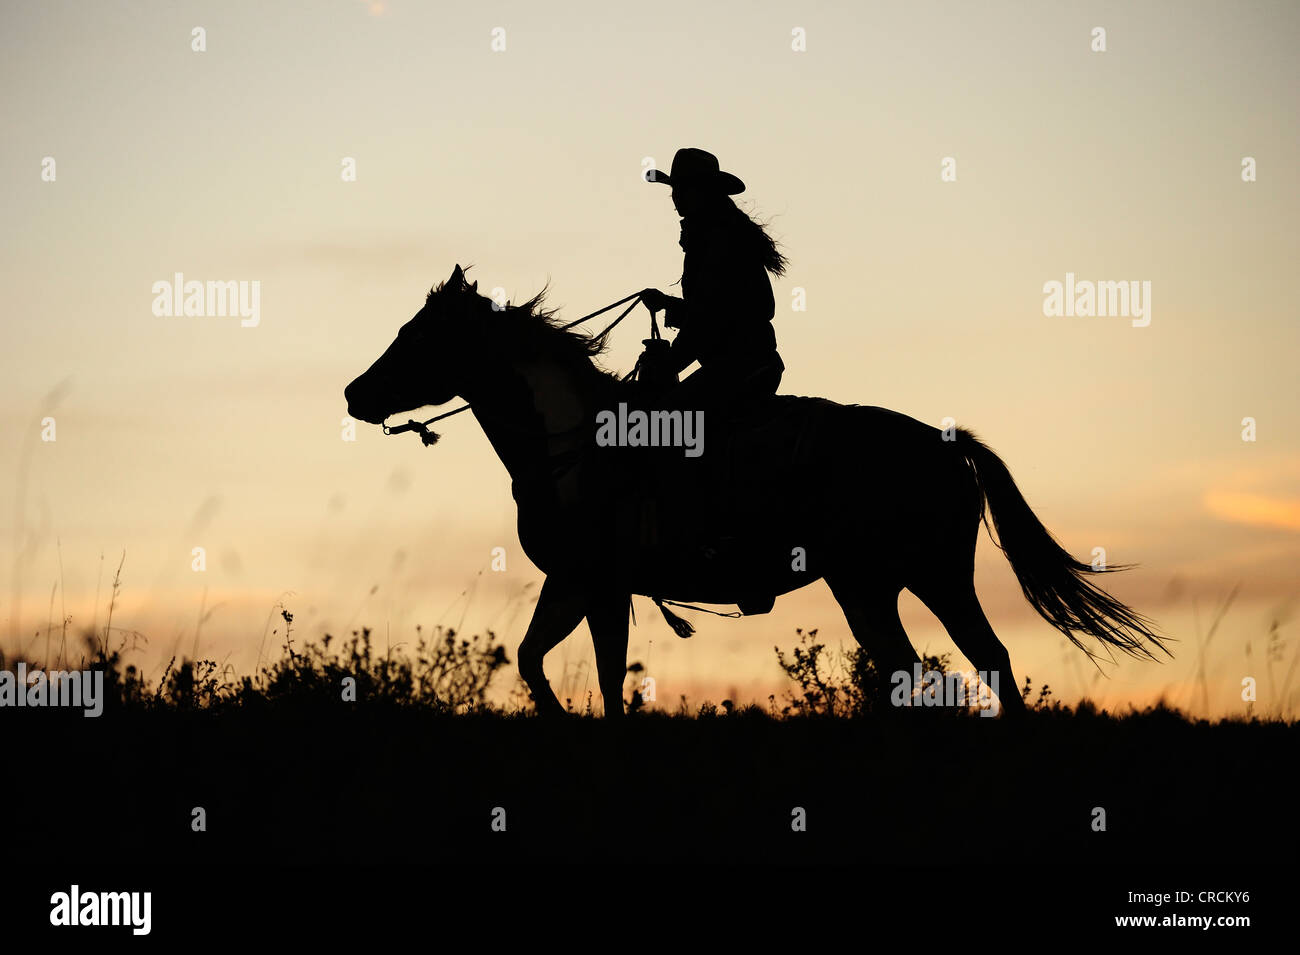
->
[[592, 390, 837, 614]]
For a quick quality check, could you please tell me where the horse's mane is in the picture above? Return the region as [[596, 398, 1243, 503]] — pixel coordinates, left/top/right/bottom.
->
[[428, 273, 621, 389]]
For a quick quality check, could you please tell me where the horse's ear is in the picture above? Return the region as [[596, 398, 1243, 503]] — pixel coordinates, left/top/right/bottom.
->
[[470, 280, 478, 292], [448, 264, 464, 289]]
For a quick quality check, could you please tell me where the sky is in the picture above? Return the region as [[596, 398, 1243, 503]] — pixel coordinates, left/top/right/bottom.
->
[[1, 0, 1298, 718]]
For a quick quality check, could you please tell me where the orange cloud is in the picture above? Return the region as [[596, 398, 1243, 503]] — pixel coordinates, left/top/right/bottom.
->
[[1204, 492, 1300, 532]]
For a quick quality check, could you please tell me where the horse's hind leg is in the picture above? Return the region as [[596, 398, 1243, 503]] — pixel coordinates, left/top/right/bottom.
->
[[909, 571, 1026, 717], [518, 576, 587, 716], [825, 574, 920, 713]]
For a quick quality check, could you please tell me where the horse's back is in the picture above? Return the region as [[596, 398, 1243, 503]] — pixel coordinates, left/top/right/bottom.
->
[[598, 392, 953, 511], [731, 395, 944, 479]]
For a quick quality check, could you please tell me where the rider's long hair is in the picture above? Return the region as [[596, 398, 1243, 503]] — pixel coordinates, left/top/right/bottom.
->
[[697, 194, 788, 278]]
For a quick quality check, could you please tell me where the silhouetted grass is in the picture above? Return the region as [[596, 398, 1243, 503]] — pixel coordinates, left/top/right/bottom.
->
[[21, 614, 512, 715], [3, 614, 1297, 865]]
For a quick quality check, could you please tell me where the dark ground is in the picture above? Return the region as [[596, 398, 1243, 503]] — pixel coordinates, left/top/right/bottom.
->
[[4, 698, 1294, 940], [12, 703, 1296, 865]]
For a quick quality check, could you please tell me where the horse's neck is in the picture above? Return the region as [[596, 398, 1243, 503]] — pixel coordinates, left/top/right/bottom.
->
[[466, 355, 597, 490]]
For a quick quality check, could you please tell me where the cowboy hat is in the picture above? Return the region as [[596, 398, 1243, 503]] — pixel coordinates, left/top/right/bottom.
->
[[646, 147, 745, 194]]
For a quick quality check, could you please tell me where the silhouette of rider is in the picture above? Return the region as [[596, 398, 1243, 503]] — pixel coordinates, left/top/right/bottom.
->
[[640, 148, 787, 414], [634, 150, 789, 582]]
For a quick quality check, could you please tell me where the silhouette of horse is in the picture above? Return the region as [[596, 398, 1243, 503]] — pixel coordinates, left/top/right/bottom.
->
[[345, 265, 1167, 718]]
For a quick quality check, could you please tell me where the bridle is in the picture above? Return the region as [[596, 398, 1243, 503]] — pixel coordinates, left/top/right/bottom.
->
[[380, 291, 654, 447]]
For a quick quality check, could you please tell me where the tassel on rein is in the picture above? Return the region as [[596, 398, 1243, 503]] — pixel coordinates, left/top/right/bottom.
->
[[382, 413, 463, 446], [648, 597, 743, 638], [653, 598, 696, 639]]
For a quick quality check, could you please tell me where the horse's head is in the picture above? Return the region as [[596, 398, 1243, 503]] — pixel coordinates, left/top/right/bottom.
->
[[345, 264, 487, 424]]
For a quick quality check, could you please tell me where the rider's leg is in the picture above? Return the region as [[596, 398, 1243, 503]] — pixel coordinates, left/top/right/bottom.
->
[[700, 352, 783, 560], [653, 364, 709, 410]]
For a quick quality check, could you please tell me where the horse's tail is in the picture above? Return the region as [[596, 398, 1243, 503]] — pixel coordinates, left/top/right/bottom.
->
[[955, 428, 1169, 661]]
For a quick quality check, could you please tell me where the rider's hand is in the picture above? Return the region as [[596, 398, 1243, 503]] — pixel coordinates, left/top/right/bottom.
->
[[639, 288, 668, 313]]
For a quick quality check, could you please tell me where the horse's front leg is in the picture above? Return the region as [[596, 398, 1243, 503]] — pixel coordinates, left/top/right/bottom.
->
[[518, 576, 587, 716], [586, 590, 631, 719]]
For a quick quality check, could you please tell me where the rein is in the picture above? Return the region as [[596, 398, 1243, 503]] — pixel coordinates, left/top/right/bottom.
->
[[380, 291, 649, 446]]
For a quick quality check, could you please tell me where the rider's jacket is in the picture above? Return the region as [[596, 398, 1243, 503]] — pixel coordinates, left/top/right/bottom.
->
[[664, 212, 778, 374]]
